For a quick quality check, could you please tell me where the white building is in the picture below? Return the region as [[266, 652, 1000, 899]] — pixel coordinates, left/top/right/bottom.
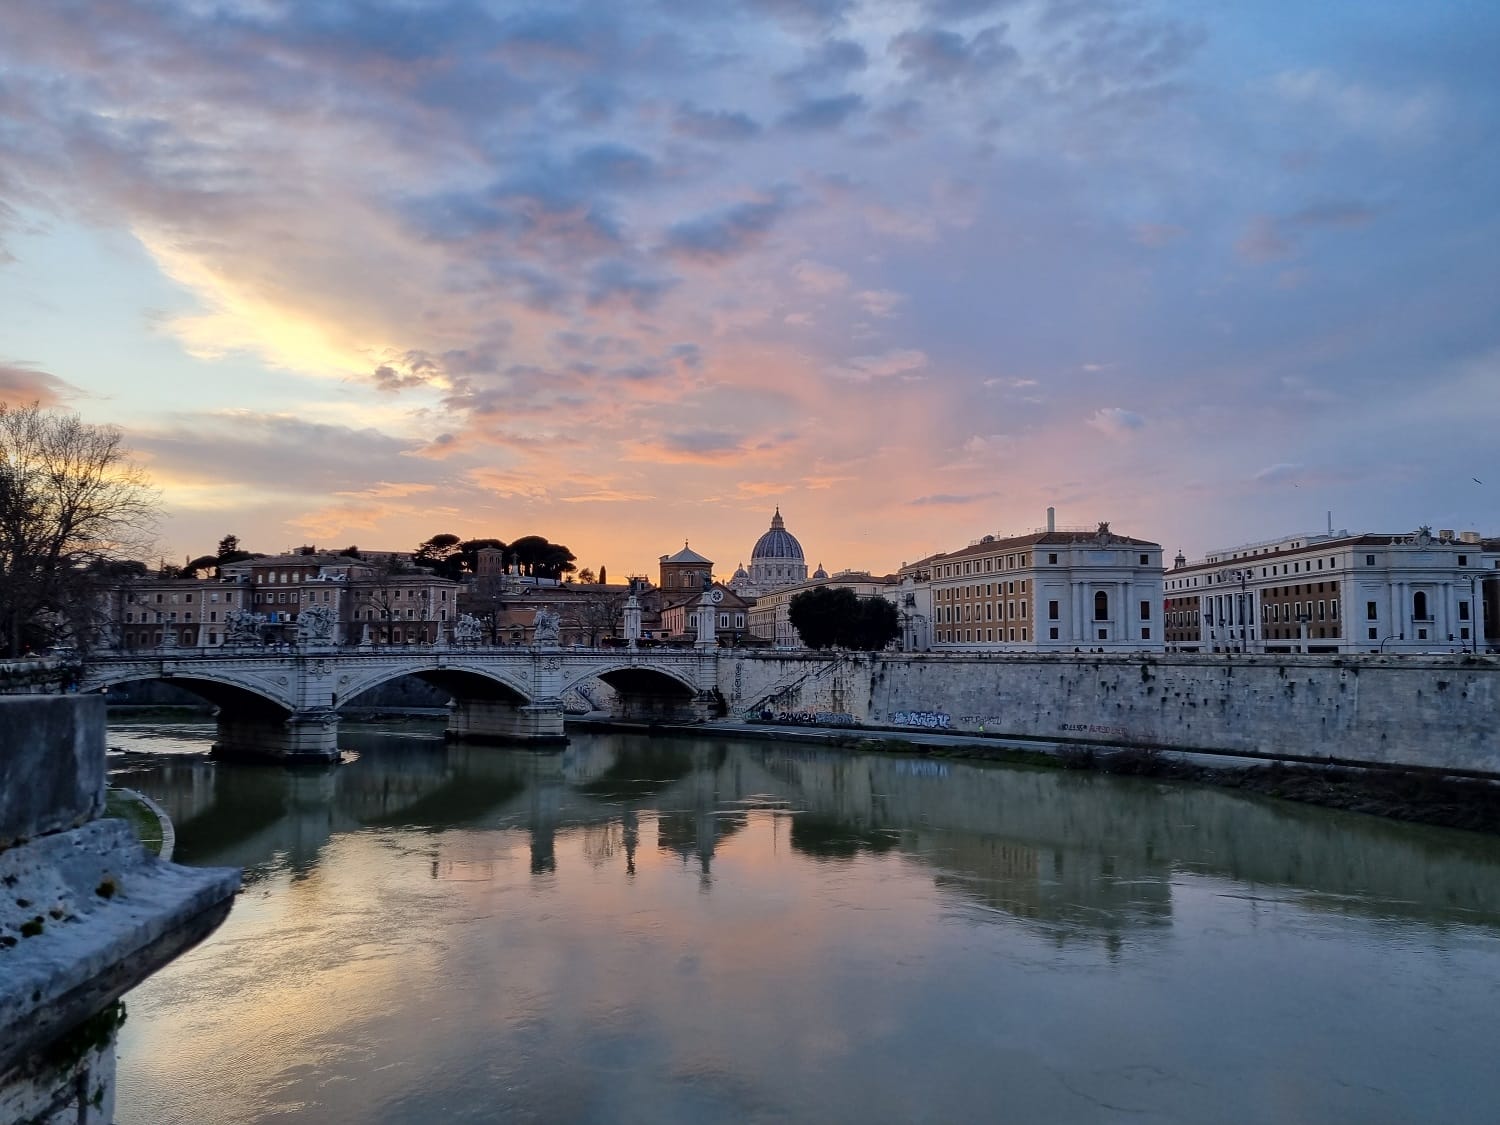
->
[[900, 514, 1165, 652], [1164, 526, 1497, 654]]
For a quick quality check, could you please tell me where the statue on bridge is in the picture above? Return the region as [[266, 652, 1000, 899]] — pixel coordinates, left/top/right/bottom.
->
[[453, 613, 484, 645], [225, 609, 268, 645], [532, 607, 562, 647], [295, 605, 337, 645]]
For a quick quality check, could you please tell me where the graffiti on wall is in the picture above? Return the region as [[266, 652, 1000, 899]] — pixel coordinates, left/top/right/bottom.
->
[[1058, 722, 1129, 739], [892, 710, 952, 729], [763, 710, 857, 727]]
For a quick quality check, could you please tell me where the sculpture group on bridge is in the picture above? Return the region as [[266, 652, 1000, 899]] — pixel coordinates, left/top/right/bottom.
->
[[532, 607, 562, 647]]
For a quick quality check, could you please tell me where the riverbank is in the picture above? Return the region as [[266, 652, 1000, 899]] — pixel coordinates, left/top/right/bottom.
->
[[571, 717, 1500, 837]]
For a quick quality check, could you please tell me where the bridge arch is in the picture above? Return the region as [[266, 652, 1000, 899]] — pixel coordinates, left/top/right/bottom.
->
[[560, 662, 700, 701], [334, 662, 534, 711], [86, 668, 294, 718]]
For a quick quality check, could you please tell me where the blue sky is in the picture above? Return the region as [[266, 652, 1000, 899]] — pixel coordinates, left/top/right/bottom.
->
[[1, 0, 1496, 575]]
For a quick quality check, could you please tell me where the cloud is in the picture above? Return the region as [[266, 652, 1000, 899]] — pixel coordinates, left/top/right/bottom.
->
[[962, 433, 1014, 455], [828, 349, 929, 382], [1287, 200, 1376, 229], [780, 38, 868, 85], [889, 25, 1019, 84], [673, 105, 762, 142], [1133, 222, 1186, 247], [1236, 216, 1295, 263], [0, 362, 81, 406], [910, 490, 1001, 506], [792, 259, 850, 294], [1253, 463, 1303, 484], [1086, 407, 1146, 437], [662, 195, 789, 263], [853, 289, 903, 317], [1271, 69, 1441, 142], [779, 93, 865, 131]]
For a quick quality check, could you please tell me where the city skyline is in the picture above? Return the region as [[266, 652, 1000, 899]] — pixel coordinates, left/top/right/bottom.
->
[[2, 0, 1497, 579]]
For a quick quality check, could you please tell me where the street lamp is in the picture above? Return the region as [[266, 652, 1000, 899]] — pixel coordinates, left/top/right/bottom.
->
[[1457, 572, 1481, 655], [1231, 568, 1251, 653], [1379, 632, 1404, 653]]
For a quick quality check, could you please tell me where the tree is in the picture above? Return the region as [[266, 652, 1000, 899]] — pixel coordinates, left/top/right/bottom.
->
[[217, 534, 240, 557], [788, 587, 900, 651], [508, 534, 576, 580], [458, 537, 505, 576], [577, 567, 596, 584], [182, 554, 221, 578], [598, 564, 607, 586], [0, 403, 158, 656], [414, 532, 465, 580], [565, 589, 626, 646]]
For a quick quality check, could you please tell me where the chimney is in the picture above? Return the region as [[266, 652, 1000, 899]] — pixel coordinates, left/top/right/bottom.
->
[[1046, 507, 1055, 533]]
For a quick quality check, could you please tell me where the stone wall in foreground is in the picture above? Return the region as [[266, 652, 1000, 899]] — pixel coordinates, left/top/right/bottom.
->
[[720, 652, 1500, 775]]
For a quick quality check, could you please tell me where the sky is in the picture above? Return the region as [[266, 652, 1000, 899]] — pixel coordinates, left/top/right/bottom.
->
[[1, 0, 1497, 579]]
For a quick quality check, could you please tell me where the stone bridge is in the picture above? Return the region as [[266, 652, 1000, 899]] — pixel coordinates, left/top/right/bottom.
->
[[82, 646, 722, 762]]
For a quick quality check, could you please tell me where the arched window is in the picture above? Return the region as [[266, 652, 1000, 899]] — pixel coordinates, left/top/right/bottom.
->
[[1413, 591, 1428, 620], [1094, 591, 1109, 621]]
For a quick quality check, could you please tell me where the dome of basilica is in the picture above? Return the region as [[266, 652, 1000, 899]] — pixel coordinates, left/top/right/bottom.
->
[[751, 508, 805, 563]]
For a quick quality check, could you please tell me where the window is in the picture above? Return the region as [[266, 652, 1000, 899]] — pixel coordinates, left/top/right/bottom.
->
[[1366, 554, 1375, 566], [1140, 600, 1151, 620], [719, 613, 729, 627], [1048, 600, 1059, 620], [1048, 553, 1058, 565], [736, 614, 744, 627], [1459, 555, 1468, 566], [1021, 628, 1028, 640], [1366, 601, 1378, 621], [1094, 591, 1109, 621], [1140, 627, 1150, 640], [1368, 627, 1377, 640], [1097, 628, 1108, 640], [1140, 554, 1149, 565], [1413, 591, 1428, 620], [1459, 601, 1470, 621], [1049, 627, 1059, 639], [1331, 599, 1339, 619], [1317, 600, 1325, 621]]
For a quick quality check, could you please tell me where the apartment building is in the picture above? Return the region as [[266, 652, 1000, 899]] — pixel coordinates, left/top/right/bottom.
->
[[900, 515, 1164, 652], [1164, 527, 1498, 654]]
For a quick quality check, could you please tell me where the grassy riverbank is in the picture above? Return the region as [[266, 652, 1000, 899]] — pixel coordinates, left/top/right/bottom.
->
[[105, 789, 166, 856]]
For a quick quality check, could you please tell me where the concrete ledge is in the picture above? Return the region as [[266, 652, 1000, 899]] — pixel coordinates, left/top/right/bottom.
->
[[0, 819, 240, 1076], [0, 695, 108, 848]]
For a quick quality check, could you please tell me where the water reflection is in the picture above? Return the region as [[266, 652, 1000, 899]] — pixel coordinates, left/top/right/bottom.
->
[[110, 724, 1500, 1125]]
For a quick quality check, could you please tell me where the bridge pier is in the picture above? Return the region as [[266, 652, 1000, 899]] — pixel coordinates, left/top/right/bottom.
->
[[212, 710, 341, 765], [609, 689, 719, 725], [446, 699, 568, 747]]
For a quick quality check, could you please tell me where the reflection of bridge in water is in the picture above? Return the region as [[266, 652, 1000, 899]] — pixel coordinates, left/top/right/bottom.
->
[[126, 729, 1500, 947], [86, 648, 722, 761]]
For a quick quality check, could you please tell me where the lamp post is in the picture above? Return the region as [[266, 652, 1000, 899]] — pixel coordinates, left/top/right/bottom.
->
[[1231, 568, 1251, 653], [1379, 632, 1404, 654], [1457, 572, 1481, 655]]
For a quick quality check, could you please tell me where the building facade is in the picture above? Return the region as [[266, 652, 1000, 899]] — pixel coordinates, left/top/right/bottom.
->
[[1164, 527, 1498, 654], [900, 519, 1164, 652]]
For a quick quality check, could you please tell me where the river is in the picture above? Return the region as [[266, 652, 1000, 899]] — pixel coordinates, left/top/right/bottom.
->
[[108, 721, 1500, 1124]]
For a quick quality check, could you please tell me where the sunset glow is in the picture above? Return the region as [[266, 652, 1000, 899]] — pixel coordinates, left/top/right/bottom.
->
[[2, 0, 1496, 574]]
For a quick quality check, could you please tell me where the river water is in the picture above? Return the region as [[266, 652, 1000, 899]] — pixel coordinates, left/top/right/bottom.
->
[[107, 721, 1500, 1124]]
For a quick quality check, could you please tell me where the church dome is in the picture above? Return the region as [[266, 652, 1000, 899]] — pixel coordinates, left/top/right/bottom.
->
[[751, 508, 805, 563], [732, 562, 749, 580], [813, 562, 828, 579]]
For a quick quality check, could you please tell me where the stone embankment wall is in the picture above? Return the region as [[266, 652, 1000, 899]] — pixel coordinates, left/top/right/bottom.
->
[[721, 652, 1500, 775]]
